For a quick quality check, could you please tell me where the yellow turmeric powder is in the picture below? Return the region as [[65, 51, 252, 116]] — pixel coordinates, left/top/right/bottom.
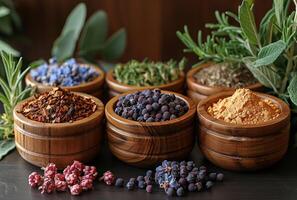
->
[[207, 89, 280, 125]]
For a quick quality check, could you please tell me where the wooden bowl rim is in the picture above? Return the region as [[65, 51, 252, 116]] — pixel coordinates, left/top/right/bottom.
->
[[105, 69, 185, 91], [187, 62, 262, 91], [13, 92, 104, 128], [105, 90, 196, 127], [197, 91, 290, 129], [25, 63, 105, 90]]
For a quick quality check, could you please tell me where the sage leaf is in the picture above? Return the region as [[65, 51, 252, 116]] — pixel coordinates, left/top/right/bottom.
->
[[0, 40, 19, 56], [239, 0, 260, 46], [244, 57, 281, 92], [288, 74, 297, 105], [51, 30, 76, 62], [52, 3, 86, 61], [274, 0, 283, 27], [101, 28, 126, 61], [0, 6, 10, 18], [61, 3, 86, 39], [79, 10, 108, 56], [0, 139, 15, 160], [253, 40, 286, 67]]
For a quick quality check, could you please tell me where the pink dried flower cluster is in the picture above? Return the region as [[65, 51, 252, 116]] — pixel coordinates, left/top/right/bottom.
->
[[100, 171, 115, 185], [28, 161, 98, 196]]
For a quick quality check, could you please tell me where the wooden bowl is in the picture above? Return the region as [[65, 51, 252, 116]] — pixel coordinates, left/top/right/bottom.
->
[[105, 90, 196, 167], [187, 63, 262, 103], [197, 91, 290, 171], [25, 64, 105, 100], [13, 93, 105, 169], [105, 69, 185, 98]]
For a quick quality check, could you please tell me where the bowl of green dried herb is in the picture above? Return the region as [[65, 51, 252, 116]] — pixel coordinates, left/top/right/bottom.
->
[[106, 59, 186, 98]]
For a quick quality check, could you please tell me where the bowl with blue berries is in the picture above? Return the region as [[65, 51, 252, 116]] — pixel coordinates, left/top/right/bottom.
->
[[26, 58, 105, 99]]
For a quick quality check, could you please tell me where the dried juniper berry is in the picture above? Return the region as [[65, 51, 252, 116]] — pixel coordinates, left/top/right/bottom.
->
[[138, 180, 146, 189], [206, 181, 214, 189], [216, 173, 224, 182], [115, 178, 124, 187], [166, 187, 175, 196], [176, 187, 185, 197]]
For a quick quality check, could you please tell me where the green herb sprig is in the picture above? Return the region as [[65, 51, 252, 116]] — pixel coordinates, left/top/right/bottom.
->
[[114, 59, 186, 87], [177, 0, 297, 111], [176, 11, 249, 66], [0, 51, 32, 139]]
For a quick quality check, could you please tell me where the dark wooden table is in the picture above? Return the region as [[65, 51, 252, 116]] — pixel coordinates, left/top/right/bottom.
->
[[0, 143, 297, 200]]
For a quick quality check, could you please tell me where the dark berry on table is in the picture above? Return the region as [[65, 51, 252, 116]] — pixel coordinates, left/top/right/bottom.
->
[[138, 180, 146, 189], [126, 181, 135, 190], [188, 183, 197, 192], [206, 181, 214, 189], [166, 187, 175, 196], [115, 178, 124, 187], [209, 173, 217, 181], [146, 185, 153, 193], [146, 170, 153, 177], [196, 182, 203, 191], [178, 178, 187, 188], [137, 176, 144, 182], [176, 187, 185, 197], [216, 173, 224, 182], [186, 173, 196, 183]]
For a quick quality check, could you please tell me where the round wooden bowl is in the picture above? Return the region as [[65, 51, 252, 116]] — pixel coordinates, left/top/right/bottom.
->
[[25, 64, 105, 100], [13, 93, 105, 169], [187, 63, 262, 103], [105, 69, 185, 98], [105, 90, 196, 167], [197, 91, 290, 171]]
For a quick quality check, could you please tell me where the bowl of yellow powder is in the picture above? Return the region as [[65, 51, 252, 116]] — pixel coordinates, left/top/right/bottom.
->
[[197, 88, 290, 171]]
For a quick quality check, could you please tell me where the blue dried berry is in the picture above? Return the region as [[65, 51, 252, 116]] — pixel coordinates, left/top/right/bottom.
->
[[115, 178, 124, 187], [176, 187, 185, 197]]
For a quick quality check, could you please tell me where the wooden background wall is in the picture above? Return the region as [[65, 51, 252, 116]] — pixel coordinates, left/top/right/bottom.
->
[[14, 0, 271, 63]]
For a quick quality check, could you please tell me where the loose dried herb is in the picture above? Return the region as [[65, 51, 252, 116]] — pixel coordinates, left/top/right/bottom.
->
[[20, 88, 97, 123], [194, 63, 257, 88], [114, 59, 186, 87]]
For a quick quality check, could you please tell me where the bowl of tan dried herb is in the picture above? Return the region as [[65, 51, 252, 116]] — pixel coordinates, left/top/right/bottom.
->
[[197, 89, 290, 171], [105, 59, 186, 98], [13, 88, 105, 169], [186, 63, 262, 103]]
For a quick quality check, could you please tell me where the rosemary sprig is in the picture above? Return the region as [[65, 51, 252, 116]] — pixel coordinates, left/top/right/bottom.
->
[[176, 11, 249, 66], [0, 51, 32, 139]]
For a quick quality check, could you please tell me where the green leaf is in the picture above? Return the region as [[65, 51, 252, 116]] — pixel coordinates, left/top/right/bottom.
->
[[0, 16, 12, 35], [0, 139, 15, 160], [239, 0, 260, 46], [253, 40, 286, 67], [52, 30, 76, 62], [244, 57, 281, 92], [79, 10, 108, 56], [0, 40, 19, 56], [100, 28, 126, 61], [61, 3, 86, 39], [288, 74, 297, 105], [274, 0, 283, 27], [29, 59, 46, 69], [0, 6, 10, 18], [11, 57, 22, 85]]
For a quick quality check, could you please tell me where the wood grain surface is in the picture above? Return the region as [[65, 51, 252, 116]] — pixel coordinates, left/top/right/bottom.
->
[[105, 69, 185, 98], [25, 64, 105, 100], [197, 91, 291, 171], [105, 90, 196, 167], [13, 93, 105, 169]]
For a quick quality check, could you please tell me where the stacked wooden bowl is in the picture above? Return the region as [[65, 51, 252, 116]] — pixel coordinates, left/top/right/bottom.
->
[[105, 91, 196, 167], [197, 91, 290, 171], [25, 64, 105, 100], [106, 69, 185, 98], [187, 63, 262, 103], [13, 93, 105, 169]]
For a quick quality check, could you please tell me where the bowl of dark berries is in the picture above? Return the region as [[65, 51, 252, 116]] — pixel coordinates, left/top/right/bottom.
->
[[13, 88, 105, 169], [105, 89, 196, 167], [105, 59, 186, 98], [25, 58, 105, 99], [187, 62, 262, 103]]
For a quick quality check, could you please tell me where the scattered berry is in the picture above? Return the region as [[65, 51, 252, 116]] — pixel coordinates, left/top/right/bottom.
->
[[28, 172, 43, 188], [138, 180, 146, 189], [115, 178, 124, 187], [100, 171, 115, 186], [146, 185, 153, 193], [126, 181, 135, 190], [176, 187, 185, 197], [206, 181, 214, 189], [166, 187, 176, 196], [216, 173, 224, 182]]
